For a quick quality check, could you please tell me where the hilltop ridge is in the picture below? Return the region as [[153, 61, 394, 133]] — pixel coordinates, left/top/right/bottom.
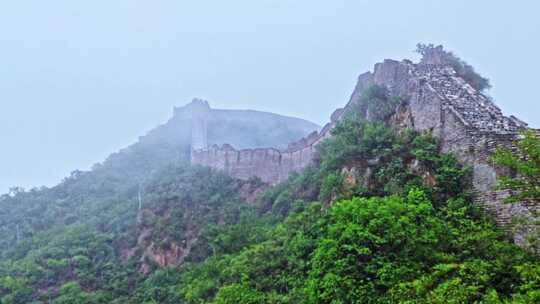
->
[[86, 98, 319, 184]]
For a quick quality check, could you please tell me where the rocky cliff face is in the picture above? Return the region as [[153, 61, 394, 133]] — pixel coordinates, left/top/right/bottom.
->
[[191, 48, 539, 245]]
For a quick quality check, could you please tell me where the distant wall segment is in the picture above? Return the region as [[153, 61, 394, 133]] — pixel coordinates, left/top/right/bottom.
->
[[190, 102, 341, 185], [191, 145, 315, 184]]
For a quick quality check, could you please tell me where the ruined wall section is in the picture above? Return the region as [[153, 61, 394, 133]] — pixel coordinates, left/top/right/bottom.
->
[[189, 99, 210, 152], [191, 53, 538, 243], [375, 60, 537, 244], [189, 69, 378, 185], [191, 106, 346, 184], [411, 63, 536, 227]]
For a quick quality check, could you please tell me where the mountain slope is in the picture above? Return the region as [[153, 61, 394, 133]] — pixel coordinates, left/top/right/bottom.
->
[[1, 83, 537, 304], [0, 100, 318, 303], [0, 48, 538, 303]]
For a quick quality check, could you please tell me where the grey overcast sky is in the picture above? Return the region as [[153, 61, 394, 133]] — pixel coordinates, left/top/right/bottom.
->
[[1, 0, 539, 194]]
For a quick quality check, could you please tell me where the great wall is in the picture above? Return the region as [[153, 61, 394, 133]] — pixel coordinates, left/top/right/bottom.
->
[[188, 46, 539, 245]]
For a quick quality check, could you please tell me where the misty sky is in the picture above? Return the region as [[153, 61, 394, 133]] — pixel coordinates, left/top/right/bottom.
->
[[1, 1, 539, 194]]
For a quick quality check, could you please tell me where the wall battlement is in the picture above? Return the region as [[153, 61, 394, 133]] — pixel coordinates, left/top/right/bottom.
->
[[191, 56, 527, 186], [191, 144, 315, 184], [190, 102, 342, 184]]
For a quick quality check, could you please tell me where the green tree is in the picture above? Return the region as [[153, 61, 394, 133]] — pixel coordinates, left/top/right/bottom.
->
[[492, 129, 540, 203], [212, 283, 266, 304]]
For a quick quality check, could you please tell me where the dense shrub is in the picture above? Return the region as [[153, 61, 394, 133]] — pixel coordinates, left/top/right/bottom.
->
[[1, 86, 538, 303], [173, 115, 538, 303]]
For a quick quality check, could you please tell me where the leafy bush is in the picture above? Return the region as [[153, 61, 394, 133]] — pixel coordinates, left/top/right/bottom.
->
[[0, 163, 253, 303], [492, 129, 540, 203]]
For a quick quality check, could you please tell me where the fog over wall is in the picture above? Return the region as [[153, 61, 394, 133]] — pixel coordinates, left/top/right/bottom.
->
[[1, 0, 539, 194]]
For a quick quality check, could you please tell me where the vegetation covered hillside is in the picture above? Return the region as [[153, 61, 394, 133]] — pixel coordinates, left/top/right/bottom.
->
[[170, 87, 540, 303], [0, 88, 538, 303], [0, 164, 261, 303]]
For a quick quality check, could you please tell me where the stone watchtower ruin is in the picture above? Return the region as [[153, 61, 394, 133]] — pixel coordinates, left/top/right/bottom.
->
[[185, 99, 210, 159]]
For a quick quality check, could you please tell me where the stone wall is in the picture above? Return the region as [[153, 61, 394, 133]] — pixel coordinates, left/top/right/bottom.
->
[[342, 54, 537, 245], [189, 99, 210, 152], [190, 49, 539, 243], [191, 144, 315, 184], [190, 107, 342, 185]]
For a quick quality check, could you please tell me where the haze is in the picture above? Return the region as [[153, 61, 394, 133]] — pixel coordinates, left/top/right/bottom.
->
[[1, 0, 539, 194]]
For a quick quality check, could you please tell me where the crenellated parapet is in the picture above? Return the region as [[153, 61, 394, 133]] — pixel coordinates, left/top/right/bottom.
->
[[191, 98, 345, 185], [191, 144, 315, 185]]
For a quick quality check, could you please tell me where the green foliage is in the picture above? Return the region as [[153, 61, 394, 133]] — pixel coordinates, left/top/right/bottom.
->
[[306, 190, 442, 303], [512, 263, 540, 303], [131, 268, 183, 304], [1, 90, 538, 303], [51, 281, 113, 304], [269, 101, 470, 207], [318, 118, 395, 173], [178, 186, 536, 303], [319, 172, 343, 202], [0, 163, 251, 303], [492, 129, 540, 203], [212, 283, 267, 304], [174, 116, 536, 303]]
